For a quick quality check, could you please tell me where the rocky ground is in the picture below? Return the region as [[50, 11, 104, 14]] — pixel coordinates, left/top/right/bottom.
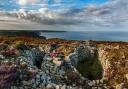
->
[[0, 36, 128, 89]]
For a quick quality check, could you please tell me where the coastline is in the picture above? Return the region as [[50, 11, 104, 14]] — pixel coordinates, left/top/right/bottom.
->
[[1, 30, 128, 42]]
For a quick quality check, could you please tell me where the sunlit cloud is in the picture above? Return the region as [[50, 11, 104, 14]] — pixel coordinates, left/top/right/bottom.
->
[[18, 0, 28, 5], [18, 0, 39, 6]]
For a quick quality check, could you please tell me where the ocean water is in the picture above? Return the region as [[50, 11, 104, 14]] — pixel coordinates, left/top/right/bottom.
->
[[40, 31, 128, 41], [0, 30, 128, 41]]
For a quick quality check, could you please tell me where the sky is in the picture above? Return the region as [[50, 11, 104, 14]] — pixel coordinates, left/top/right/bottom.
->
[[0, 0, 108, 11], [0, 0, 128, 31]]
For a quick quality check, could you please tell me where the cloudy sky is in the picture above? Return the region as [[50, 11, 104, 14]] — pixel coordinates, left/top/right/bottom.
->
[[0, 0, 128, 31]]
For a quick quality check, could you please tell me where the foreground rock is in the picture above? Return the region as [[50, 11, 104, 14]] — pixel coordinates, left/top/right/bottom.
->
[[98, 45, 128, 88], [67, 44, 103, 80], [0, 36, 128, 88]]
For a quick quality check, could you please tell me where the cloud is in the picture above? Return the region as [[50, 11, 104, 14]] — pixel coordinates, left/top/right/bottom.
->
[[18, 0, 28, 5], [1, 0, 128, 31], [18, 0, 40, 5], [26, 13, 82, 25], [70, 0, 128, 27]]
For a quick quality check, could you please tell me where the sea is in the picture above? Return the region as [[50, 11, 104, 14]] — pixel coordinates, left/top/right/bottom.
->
[[40, 31, 128, 42], [0, 30, 128, 42]]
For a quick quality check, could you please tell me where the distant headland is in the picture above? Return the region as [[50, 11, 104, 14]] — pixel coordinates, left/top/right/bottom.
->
[[0, 30, 66, 39]]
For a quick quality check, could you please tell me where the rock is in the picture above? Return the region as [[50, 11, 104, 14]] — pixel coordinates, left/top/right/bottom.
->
[[92, 87, 98, 89], [76, 44, 103, 80], [125, 74, 128, 81], [96, 80, 100, 85], [56, 85, 60, 89], [68, 52, 78, 67], [116, 83, 124, 89], [20, 62, 28, 68], [76, 44, 92, 62], [98, 87, 102, 89], [44, 54, 52, 61], [29, 48, 45, 69], [98, 46, 128, 88], [0, 55, 5, 59], [2, 39, 126, 89], [22, 81, 30, 85], [47, 84, 52, 88], [100, 79, 104, 84], [61, 85, 66, 89], [88, 81, 95, 86], [53, 58, 62, 66]]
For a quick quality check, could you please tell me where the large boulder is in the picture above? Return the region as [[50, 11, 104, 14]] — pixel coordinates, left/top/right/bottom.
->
[[20, 46, 46, 69], [69, 44, 103, 80], [68, 52, 78, 67], [30, 48, 45, 69]]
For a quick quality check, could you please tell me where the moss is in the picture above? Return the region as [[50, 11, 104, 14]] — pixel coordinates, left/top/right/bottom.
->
[[91, 59, 103, 79], [76, 45, 103, 80], [77, 59, 103, 80]]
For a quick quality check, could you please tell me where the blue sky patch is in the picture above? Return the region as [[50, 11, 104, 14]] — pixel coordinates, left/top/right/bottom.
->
[[0, 0, 108, 11]]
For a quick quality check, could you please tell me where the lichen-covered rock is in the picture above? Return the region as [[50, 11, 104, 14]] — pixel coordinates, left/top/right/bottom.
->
[[75, 44, 103, 80], [68, 52, 78, 67], [23, 48, 45, 69], [0, 36, 128, 88], [98, 45, 128, 88]]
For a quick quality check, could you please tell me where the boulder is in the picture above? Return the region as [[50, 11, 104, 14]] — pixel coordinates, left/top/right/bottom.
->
[[70, 44, 103, 80], [68, 52, 78, 67], [23, 48, 45, 69]]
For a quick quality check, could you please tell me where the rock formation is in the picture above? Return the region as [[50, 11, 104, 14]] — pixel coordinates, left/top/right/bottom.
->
[[0, 36, 128, 88]]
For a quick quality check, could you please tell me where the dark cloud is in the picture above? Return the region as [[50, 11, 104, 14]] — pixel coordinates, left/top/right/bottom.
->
[[25, 14, 82, 25]]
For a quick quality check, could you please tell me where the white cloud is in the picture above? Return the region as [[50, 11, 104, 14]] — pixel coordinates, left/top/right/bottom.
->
[[18, 0, 40, 6], [1, 0, 128, 31], [18, 0, 28, 5]]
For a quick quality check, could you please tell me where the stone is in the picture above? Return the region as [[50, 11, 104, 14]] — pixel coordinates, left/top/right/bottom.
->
[[56, 85, 60, 89], [125, 74, 128, 81], [47, 84, 52, 88], [68, 52, 78, 67], [88, 81, 96, 87], [61, 85, 66, 89], [98, 87, 102, 89], [22, 81, 30, 85], [0, 55, 5, 59], [116, 83, 124, 89], [76, 44, 103, 80], [53, 59, 62, 66], [92, 87, 98, 89], [30, 48, 45, 69], [100, 79, 104, 84], [96, 80, 100, 84]]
